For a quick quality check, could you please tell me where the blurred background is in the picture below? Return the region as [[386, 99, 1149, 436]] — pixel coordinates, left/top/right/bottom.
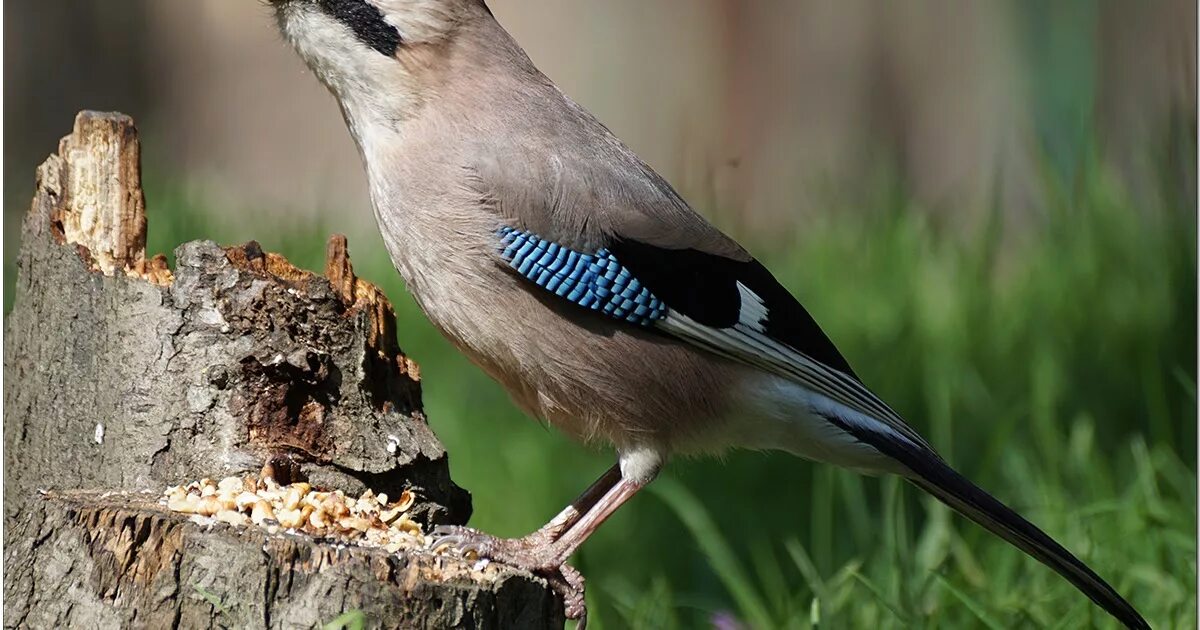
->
[[5, 1, 1196, 628]]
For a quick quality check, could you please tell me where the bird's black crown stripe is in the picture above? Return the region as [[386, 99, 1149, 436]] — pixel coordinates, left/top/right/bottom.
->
[[317, 0, 401, 57]]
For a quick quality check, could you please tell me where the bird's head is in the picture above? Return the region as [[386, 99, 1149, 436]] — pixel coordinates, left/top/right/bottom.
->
[[269, 0, 487, 132]]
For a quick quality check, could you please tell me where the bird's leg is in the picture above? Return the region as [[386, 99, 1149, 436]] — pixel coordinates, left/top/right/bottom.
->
[[432, 463, 651, 624], [529, 474, 648, 567], [433, 464, 621, 554], [435, 471, 650, 569], [434, 464, 623, 550], [523, 463, 624, 547]]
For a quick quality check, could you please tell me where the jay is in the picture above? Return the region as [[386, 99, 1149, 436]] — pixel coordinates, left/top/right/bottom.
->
[[268, 0, 1147, 627]]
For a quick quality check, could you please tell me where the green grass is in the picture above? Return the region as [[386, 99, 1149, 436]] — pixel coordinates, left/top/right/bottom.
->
[[323, 610, 368, 630], [5, 146, 1193, 628]]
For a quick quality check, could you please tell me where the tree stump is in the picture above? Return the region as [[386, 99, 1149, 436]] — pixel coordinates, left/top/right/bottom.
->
[[3, 111, 564, 629]]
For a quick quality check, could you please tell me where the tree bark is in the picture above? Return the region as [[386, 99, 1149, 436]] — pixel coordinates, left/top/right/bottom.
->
[[3, 111, 563, 629]]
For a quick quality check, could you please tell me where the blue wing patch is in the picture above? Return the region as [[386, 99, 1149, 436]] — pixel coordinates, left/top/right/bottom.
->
[[498, 226, 668, 325]]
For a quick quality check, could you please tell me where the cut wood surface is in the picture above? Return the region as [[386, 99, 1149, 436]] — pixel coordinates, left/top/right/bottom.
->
[[3, 111, 563, 629], [8, 492, 561, 629]]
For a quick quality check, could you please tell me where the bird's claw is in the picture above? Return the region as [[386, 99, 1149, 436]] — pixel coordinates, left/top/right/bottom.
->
[[428, 525, 587, 626], [429, 528, 494, 559], [430, 525, 501, 560]]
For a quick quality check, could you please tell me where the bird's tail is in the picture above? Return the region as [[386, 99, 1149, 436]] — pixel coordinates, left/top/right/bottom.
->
[[899, 451, 1149, 629], [802, 401, 1147, 627]]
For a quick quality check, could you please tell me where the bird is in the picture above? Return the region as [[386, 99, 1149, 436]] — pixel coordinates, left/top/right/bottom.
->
[[267, 1, 1148, 627]]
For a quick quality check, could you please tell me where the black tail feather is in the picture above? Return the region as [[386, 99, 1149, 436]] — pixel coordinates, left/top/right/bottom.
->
[[828, 413, 1150, 629], [909, 471, 1147, 629]]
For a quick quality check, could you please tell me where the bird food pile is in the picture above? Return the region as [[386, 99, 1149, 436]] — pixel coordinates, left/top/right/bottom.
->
[[162, 475, 428, 554]]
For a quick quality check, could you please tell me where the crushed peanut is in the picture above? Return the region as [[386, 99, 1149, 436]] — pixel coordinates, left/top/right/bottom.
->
[[162, 475, 426, 554]]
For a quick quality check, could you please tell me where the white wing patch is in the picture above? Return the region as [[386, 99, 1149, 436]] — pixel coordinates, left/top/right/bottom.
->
[[735, 282, 769, 332]]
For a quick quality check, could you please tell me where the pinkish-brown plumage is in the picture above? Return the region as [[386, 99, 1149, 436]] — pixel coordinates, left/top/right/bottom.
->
[[269, 2, 1148, 627]]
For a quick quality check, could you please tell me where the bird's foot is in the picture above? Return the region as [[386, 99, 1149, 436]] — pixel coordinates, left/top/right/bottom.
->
[[432, 525, 587, 625]]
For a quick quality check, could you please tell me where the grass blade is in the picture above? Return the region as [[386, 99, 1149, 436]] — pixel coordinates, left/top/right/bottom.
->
[[651, 477, 773, 629], [933, 573, 1005, 630]]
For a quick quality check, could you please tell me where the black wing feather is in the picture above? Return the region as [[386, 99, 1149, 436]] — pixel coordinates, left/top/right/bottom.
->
[[608, 238, 859, 379]]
